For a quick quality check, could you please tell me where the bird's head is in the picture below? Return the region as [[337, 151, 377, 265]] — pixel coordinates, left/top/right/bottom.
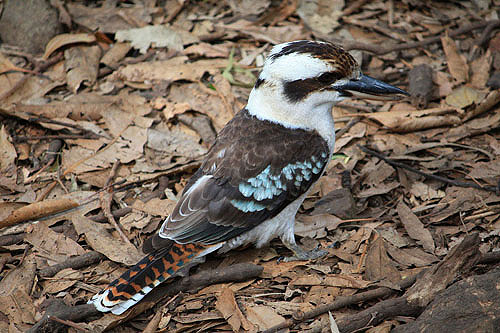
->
[[246, 40, 407, 147]]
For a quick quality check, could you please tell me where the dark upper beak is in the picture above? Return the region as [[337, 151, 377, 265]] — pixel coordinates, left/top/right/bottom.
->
[[333, 74, 409, 100]]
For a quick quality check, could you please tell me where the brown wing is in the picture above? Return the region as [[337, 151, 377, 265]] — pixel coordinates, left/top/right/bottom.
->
[[158, 109, 330, 245]]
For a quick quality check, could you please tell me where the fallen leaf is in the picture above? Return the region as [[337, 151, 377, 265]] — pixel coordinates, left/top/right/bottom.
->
[[42, 268, 83, 294], [115, 25, 183, 54], [64, 45, 102, 93], [397, 202, 435, 253], [216, 287, 254, 331], [25, 222, 86, 263], [71, 215, 143, 266], [245, 305, 284, 331], [470, 49, 492, 89], [441, 35, 469, 82], [43, 33, 96, 60], [365, 236, 401, 283], [0, 198, 78, 230], [445, 86, 482, 108], [358, 108, 462, 132], [0, 125, 17, 182], [115, 57, 227, 84]]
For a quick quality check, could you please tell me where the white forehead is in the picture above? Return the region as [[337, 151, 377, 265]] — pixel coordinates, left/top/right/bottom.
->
[[260, 43, 333, 81]]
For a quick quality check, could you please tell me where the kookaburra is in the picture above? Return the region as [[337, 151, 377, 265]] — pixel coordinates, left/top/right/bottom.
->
[[90, 40, 408, 315]]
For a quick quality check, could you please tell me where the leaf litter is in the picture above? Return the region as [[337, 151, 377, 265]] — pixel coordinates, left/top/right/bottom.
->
[[0, 0, 499, 332]]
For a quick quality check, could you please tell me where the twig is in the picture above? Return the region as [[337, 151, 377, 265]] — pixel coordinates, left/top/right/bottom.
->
[[475, 19, 500, 47], [39, 251, 105, 278], [48, 315, 89, 332], [357, 145, 498, 193], [336, 296, 421, 332], [263, 273, 418, 333], [335, 116, 361, 139], [165, 0, 186, 23], [342, 0, 370, 16], [316, 20, 498, 55], [100, 161, 134, 247], [14, 134, 100, 142], [0, 53, 63, 102]]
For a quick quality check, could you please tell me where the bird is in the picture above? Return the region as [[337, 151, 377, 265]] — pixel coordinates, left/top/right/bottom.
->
[[89, 40, 408, 315]]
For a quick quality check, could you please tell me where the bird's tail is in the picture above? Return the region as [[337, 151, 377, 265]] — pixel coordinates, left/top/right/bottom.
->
[[89, 242, 210, 315]]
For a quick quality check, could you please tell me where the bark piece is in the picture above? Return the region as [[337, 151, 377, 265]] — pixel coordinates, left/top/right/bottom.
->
[[404, 233, 480, 307], [393, 268, 500, 333]]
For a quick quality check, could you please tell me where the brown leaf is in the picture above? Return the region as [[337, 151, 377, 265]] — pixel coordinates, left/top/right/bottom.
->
[[365, 236, 401, 283], [43, 33, 96, 60], [245, 305, 285, 331], [216, 287, 255, 332], [25, 222, 86, 263], [115, 25, 184, 54], [445, 86, 482, 108], [291, 274, 372, 289], [0, 198, 78, 230], [471, 49, 492, 89], [115, 57, 227, 84], [295, 214, 344, 238], [397, 202, 435, 253], [441, 35, 469, 83], [42, 268, 83, 294], [71, 215, 143, 266], [64, 45, 102, 93], [0, 125, 17, 185], [184, 42, 230, 58], [358, 107, 462, 132]]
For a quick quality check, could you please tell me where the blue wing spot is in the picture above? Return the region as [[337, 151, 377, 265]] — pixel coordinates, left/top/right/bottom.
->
[[231, 199, 267, 212], [177, 260, 184, 267], [167, 267, 175, 275]]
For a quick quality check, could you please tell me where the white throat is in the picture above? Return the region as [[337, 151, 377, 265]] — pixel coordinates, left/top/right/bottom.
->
[[246, 85, 337, 151]]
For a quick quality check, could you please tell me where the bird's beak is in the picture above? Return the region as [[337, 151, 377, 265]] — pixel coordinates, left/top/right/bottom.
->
[[333, 74, 409, 100]]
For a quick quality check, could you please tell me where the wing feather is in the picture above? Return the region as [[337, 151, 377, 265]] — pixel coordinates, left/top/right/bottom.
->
[[159, 109, 330, 245]]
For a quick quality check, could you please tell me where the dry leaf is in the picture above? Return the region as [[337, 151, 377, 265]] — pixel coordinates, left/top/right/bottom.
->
[[358, 108, 461, 132], [115, 25, 184, 54], [115, 57, 227, 84], [245, 305, 284, 331], [43, 268, 83, 293], [445, 86, 482, 108], [216, 287, 254, 332], [43, 33, 96, 60], [0, 125, 17, 182], [441, 35, 469, 82], [471, 49, 492, 88], [397, 202, 435, 253], [0, 198, 78, 230], [365, 236, 401, 283], [25, 222, 86, 262], [64, 45, 102, 93], [71, 215, 143, 266]]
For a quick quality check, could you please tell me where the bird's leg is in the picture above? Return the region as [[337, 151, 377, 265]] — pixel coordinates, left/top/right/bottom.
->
[[280, 232, 328, 262]]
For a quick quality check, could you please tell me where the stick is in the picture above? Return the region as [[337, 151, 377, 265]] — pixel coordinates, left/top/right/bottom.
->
[[357, 145, 499, 193], [39, 251, 105, 278]]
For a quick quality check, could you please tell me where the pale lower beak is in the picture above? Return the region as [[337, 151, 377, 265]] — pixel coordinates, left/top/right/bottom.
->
[[333, 74, 408, 100]]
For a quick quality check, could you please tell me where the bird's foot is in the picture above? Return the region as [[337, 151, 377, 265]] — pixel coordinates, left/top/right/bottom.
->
[[279, 243, 328, 262]]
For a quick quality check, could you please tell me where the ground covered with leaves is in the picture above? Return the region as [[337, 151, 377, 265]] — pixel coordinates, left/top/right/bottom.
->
[[0, 0, 499, 332]]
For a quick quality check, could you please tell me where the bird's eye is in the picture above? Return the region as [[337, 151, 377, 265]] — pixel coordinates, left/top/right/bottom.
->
[[318, 72, 341, 84]]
